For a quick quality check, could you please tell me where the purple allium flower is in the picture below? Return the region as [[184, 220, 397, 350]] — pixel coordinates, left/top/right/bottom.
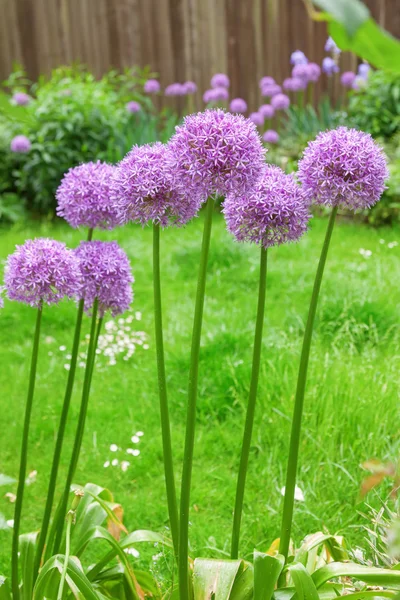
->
[[210, 73, 230, 89], [165, 83, 187, 96], [290, 50, 308, 66], [229, 98, 248, 113], [325, 36, 341, 55], [4, 238, 82, 307], [283, 77, 305, 92], [223, 165, 311, 248], [298, 127, 389, 210], [259, 104, 275, 119], [126, 101, 141, 113], [305, 62, 321, 82], [10, 135, 31, 153], [203, 87, 228, 103], [12, 92, 31, 106], [358, 63, 370, 79], [292, 64, 309, 82], [144, 79, 160, 94], [111, 142, 203, 227], [261, 83, 282, 98], [167, 109, 266, 198], [56, 161, 119, 230], [322, 57, 339, 76], [259, 76, 275, 89], [75, 241, 133, 317], [263, 129, 279, 144], [271, 93, 290, 110], [183, 81, 197, 94], [249, 112, 264, 127], [341, 71, 356, 88]]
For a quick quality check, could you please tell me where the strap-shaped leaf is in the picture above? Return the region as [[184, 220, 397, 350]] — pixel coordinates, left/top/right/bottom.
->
[[193, 558, 243, 600], [254, 551, 284, 600], [313, 562, 400, 590], [0, 577, 12, 600], [33, 554, 101, 599], [20, 531, 39, 600], [288, 563, 319, 600], [230, 561, 253, 600], [295, 533, 348, 568]]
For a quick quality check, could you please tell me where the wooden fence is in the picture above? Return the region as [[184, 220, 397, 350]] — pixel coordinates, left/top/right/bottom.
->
[[1, 0, 399, 110]]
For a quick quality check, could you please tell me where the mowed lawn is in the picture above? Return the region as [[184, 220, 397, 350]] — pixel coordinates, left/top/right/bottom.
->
[[0, 209, 400, 573]]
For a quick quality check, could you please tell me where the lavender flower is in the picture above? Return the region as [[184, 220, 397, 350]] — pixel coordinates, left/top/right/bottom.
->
[[203, 87, 228, 103], [144, 79, 160, 94], [10, 135, 31, 153], [4, 238, 82, 307], [56, 161, 119, 230], [75, 241, 133, 317], [292, 64, 309, 82], [111, 142, 203, 227], [271, 93, 290, 110], [183, 81, 197, 94], [165, 83, 186, 96], [283, 77, 306, 92], [305, 62, 321, 82], [291, 50, 308, 66], [223, 165, 310, 248], [259, 104, 274, 119], [325, 36, 341, 55], [341, 71, 356, 88], [167, 109, 266, 198], [126, 101, 141, 113], [259, 76, 275, 89], [210, 73, 230, 89], [261, 83, 282, 98], [12, 92, 31, 106], [249, 112, 264, 127], [358, 63, 370, 79], [322, 57, 339, 76], [229, 98, 248, 113], [298, 127, 389, 210], [263, 129, 279, 144]]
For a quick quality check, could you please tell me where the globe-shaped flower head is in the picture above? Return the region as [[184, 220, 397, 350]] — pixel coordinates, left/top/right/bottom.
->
[[111, 142, 204, 227], [271, 93, 290, 110], [183, 81, 197, 94], [230, 98, 247, 113], [259, 76, 275, 89], [261, 83, 282, 98], [223, 165, 311, 248], [126, 101, 141, 113], [322, 57, 339, 76], [56, 161, 119, 230], [210, 73, 230, 89], [259, 104, 274, 119], [144, 79, 160, 94], [249, 112, 264, 127], [263, 129, 279, 144], [4, 238, 82, 307], [167, 109, 266, 198], [298, 127, 389, 210], [75, 241, 133, 317], [10, 135, 31, 153], [291, 50, 308, 65], [341, 71, 356, 88], [12, 92, 31, 106], [283, 78, 306, 92]]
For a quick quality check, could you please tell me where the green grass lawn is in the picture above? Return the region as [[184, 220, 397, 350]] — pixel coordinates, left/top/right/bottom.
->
[[0, 209, 399, 575]]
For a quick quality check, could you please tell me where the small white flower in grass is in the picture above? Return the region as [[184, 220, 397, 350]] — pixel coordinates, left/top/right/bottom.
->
[[110, 444, 118, 452], [136, 431, 144, 437], [152, 552, 163, 561], [125, 547, 140, 557], [121, 460, 130, 472], [6, 519, 14, 528], [388, 241, 398, 249], [59, 345, 66, 351], [353, 547, 365, 562], [127, 448, 140, 457], [135, 311, 142, 321], [131, 435, 140, 444], [379, 239, 385, 244], [103, 461, 110, 468], [64, 364, 70, 371], [359, 248, 372, 259], [26, 470, 37, 485], [111, 459, 119, 467], [280, 485, 304, 501]]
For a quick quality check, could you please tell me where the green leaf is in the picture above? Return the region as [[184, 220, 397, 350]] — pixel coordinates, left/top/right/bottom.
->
[[230, 562, 253, 600], [33, 555, 101, 600], [20, 532, 38, 600], [0, 577, 12, 600], [193, 558, 243, 600], [289, 563, 320, 600], [337, 592, 396, 600], [254, 551, 284, 600], [312, 562, 400, 590], [0, 475, 16, 486], [295, 533, 348, 568], [312, 0, 369, 36]]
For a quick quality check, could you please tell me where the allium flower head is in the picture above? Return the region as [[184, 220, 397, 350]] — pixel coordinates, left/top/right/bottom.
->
[[10, 135, 31, 153], [291, 50, 308, 65], [210, 73, 230, 89], [259, 104, 274, 119], [56, 161, 119, 230], [305, 62, 321, 82], [165, 83, 186, 96], [167, 109, 266, 198], [183, 81, 197, 94], [358, 63, 370, 79], [261, 83, 282, 98], [203, 87, 228, 103], [298, 127, 389, 210], [341, 71, 356, 88], [249, 112, 264, 127], [292, 64, 309, 82], [111, 142, 203, 227], [325, 36, 341, 55], [75, 241, 133, 317], [126, 101, 141, 113], [12, 92, 31, 106], [144, 79, 160, 94], [229, 98, 247, 113], [352, 76, 367, 91], [271, 93, 290, 110], [223, 165, 311, 248], [322, 57, 339, 76], [4, 238, 82, 307], [263, 129, 279, 144], [283, 77, 306, 92], [259, 76, 275, 89]]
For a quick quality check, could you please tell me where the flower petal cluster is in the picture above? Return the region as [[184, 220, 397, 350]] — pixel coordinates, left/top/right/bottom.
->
[[165, 83, 186, 96], [144, 79, 160, 94], [229, 98, 248, 113], [283, 78, 306, 92], [12, 92, 31, 106], [261, 83, 282, 97], [263, 129, 279, 144], [271, 93, 290, 110], [4, 238, 82, 307], [10, 135, 31, 153], [56, 161, 119, 230], [259, 76, 275, 89], [322, 57, 339, 76], [75, 241, 133, 317], [290, 50, 308, 65], [203, 87, 229, 103], [210, 73, 230, 88], [258, 104, 274, 119], [325, 36, 341, 55], [183, 81, 197, 94], [305, 62, 321, 82], [223, 165, 310, 248], [341, 72, 356, 88], [298, 127, 389, 210], [126, 101, 141, 113], [249, 112, 264, 127]]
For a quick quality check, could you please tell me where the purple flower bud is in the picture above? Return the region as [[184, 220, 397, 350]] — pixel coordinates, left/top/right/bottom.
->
[[229, 98, 248, 113], [341, 71, 356, 88], [223, 165, 311, 248], [210, 73, 230, 89], [126, 101, 141, 113], [290, 50, 308, 66], [144, 79, 160, 94], [263, 129, 279, 144], [298, 127, 389, 210], [358, 63, 370, 79], [261, 83, 282, 98], [249, 112, 264, 127], [305, 62, 321, 82], [4, 238, 82, 307], [10, 135, 31, 153], [258, 104, 274, 119], [75, 241, 133, 317], [322, 57, 339, 76], [271, 93, 290, 111], [259, 76, 275, 89], [325, 36, 341, 55], [183, 81, 197, 94], [12, 92, 31, 106]]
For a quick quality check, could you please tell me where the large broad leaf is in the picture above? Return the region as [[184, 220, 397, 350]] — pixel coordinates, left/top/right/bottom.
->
[[254, 551, 284, 600], [312, 0, 369, 36], [230, 562, 253, 600], [33, 555, 101, 600], [0, 577, 11, 600], [288, 563, 320, 600], [193, 558, 243, 600], [275, 583, 342, 600], [20, 531, 38, 600], [295, 533, 348, 569], [312, 562, 400, 590]]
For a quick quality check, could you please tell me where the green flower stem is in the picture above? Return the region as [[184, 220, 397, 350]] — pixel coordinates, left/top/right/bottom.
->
[[153, 223, 179, 560], [53, 299, 101, 554], [57, 510, 72, 600], [179, 197, 214, 600], [231, 246, 268, 559], [11, 305, 43, 600], [279, 206, 338, 571]]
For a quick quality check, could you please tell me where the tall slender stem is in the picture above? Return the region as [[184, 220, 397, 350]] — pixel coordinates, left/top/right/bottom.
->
[[231, 247, 268, 559], [279, 207, 338, 568], [53, 300, 100, 554], [11, 306, 43, 600], [153, 223, 179, 559], [179, 198, 214, 600], [57, 512, 72, 600]]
